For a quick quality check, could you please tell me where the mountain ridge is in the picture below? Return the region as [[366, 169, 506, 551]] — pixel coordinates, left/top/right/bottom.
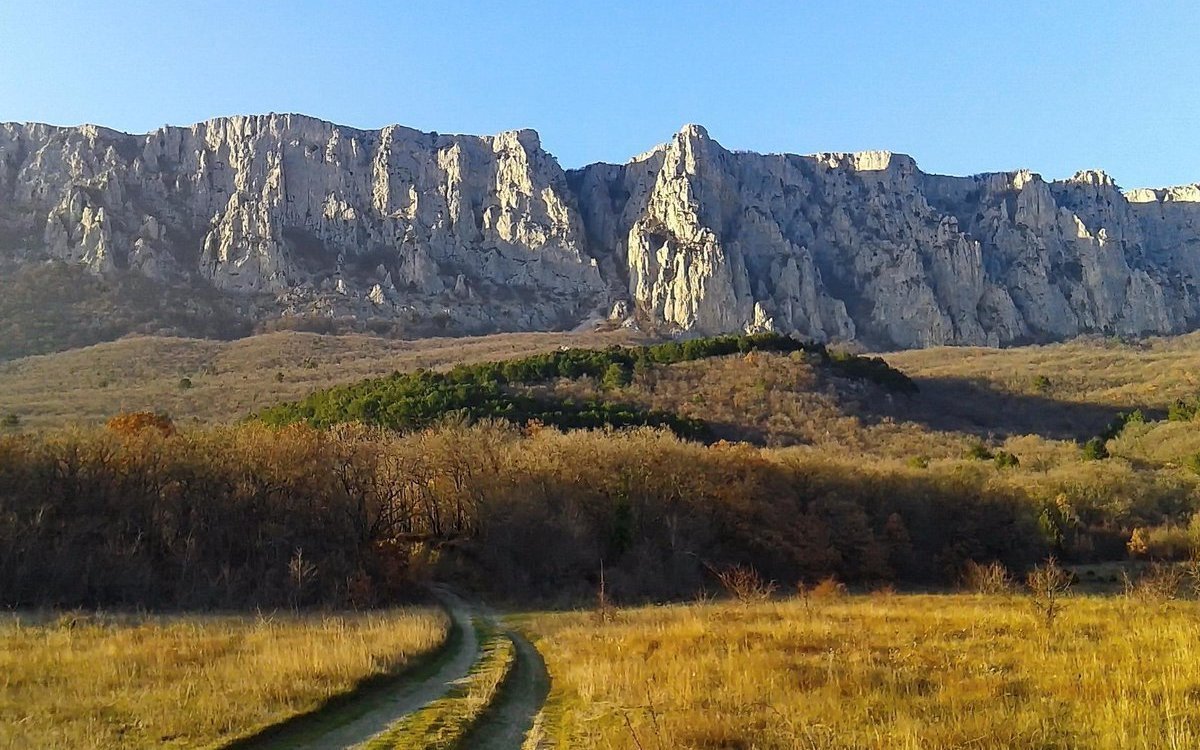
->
[[12, 114, 1194, 193], [4, 113, 1200, 355]]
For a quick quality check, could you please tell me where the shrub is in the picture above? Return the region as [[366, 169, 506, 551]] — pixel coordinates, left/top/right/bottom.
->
[[1123, 562, 1185, 602], [600, 362, 632, 390], [906, 455, 930, 469], [1027, 557, 1072, 629], [105, 411, 176, 437], [1081, 437, 1108, 461], [178, 377, 193, 390], [810, 576, 848, 600], [1, 414, 18, 429], [1166, 398, 1195, 422], [827, 350, 918, 394], [252, 334, 834, 438], [1184, 552, 1200, 599], [965, 442, 993, 461], [1185, 453, 1200, 477], [1168, 398, 1200, 422], [962, 560, 1013, 595], [712, 564, 776, 604], [1033, 374, 1052, 392], [1126, 523, 1197, 561], [993, 451, 1020, 469]]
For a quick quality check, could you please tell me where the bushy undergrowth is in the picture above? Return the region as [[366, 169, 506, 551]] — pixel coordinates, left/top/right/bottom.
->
[[0, 419, 1038, 608], [252, 334, 916, 436], [5, 414, 1192, 610]]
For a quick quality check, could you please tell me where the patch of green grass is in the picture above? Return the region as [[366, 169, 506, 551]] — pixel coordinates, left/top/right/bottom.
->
[[365, 619, 516, 749]]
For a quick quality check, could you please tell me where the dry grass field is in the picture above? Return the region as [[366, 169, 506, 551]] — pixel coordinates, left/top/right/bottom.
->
[[522, 593, 1200, 750], [0, 329, 640, 430], [4, 328, 1198, 444], [0, 608, 448, 750], [886, 332, 1200, 411]]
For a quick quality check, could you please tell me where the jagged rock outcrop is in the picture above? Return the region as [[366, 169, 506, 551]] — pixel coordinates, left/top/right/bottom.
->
[[3, 113, 1200, 350], [0, 115, 608, 334], [576, 126, 1200, 348]]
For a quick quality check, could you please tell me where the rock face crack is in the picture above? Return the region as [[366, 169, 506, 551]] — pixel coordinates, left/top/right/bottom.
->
[[4, 115, 1200, 348]]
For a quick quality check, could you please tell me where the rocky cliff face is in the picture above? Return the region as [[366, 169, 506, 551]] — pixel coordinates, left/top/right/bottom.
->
[[3, 114, 1200, 349], [576, 125, 1200, 348], [0, 115, 608, 334]]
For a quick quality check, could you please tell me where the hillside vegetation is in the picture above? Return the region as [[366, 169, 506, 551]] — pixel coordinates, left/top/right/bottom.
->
[[254, 333, 914, 437], [0, 261, 250, 361], [9, 331, 1200, 748], [0, 328, 640, 429], [5, 333, 1200, 608]]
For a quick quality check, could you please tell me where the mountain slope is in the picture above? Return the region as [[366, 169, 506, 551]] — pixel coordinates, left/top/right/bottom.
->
[[4, 114, 1200, 355]]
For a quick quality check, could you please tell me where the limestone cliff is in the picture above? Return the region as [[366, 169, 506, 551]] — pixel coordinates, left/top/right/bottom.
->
[[3, 114, 1200, 350], [0, 115, 608, 334], [575, 125, 1200, 348]]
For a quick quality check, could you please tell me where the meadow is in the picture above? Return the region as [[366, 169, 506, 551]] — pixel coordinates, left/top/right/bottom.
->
[[5, 331, 1200, 747], [0, 608, 448, 750], [521, 591, 1200, 750], [0, 328, 638, 430]]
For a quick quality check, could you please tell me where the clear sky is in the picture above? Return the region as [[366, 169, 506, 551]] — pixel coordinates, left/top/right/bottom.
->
[[2, 1, 1198, 187]]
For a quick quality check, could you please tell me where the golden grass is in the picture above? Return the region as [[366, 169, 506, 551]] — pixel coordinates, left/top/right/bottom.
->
[[0, 329, 641, 429], [365, 621, 515, 749], [0, 608, 449, 750], [523, 594, 1200, 749], [886, 332, 1200, 410]]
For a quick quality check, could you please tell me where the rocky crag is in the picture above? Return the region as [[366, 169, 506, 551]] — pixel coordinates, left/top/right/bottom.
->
[[3, 113, 1199, 350]]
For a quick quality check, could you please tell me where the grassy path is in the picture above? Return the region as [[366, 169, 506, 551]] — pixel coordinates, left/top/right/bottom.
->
[[228, 591, 480, 750], [230, 595, 554, 750], [460, 627, 551, 750], [353, 609, 552, 750]]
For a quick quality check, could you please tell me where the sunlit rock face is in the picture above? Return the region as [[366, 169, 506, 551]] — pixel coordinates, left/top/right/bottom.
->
[[0, 115, 608, 332], [576, 126, 1200, 348], [3, 114, 1200, 348]]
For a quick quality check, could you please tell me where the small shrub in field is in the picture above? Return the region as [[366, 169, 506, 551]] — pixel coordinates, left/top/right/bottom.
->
[[1126, 524, 1196, 561], [962, 560, 1013, 595], [601, 362, 633, 389], [1123, 562, 1185, 602], [178, 377, 193, 390], [713, 564, 776, 603], [1, 413, 18, 428], [993, 450, 1020, 469], [274, 371, 286, 383], [1027, 557, 1071, 629], [1033, 374, 1052, 392], [1081, 437, 1108, 461], [1186, 452, 1200, 477], [1168, 397, 1200, 422], [105, 411, 175, 437], [906, 455, 930, 469], [810, 576, 847, 600], [594, 564, 616, 624], [965, 441, 993, 460], [1184, 552, 1200, 599]]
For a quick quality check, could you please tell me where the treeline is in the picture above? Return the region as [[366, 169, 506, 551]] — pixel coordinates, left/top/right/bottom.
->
[[255, 333, 915, 434], [5, 416, 1192, 610]]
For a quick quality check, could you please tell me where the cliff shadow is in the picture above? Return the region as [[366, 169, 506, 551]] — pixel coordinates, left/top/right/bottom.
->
[[879, 375, 1154, 442]]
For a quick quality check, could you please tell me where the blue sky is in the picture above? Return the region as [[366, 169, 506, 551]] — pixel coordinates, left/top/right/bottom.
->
[[1, 1, 1197, 187]]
